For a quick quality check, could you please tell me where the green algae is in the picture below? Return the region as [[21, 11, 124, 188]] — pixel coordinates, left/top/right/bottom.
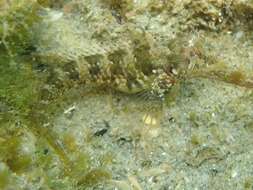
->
[[0, 164, 10, 189], [0, 55, 110, 189], [244, 177, 253, 190], [0, 1, 42, 56], [77, 168, 111, 187], [0, 56, 39, 114]]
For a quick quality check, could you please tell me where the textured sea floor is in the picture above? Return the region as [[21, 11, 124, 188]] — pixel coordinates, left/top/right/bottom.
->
[[50, 27, 253, 190], [51, 79, 253, 190]]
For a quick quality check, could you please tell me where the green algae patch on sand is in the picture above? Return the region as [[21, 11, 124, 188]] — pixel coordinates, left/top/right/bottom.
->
[[0, 1, 42, 56], [77, 168, 112, 187], [0, 56, 40, 115]]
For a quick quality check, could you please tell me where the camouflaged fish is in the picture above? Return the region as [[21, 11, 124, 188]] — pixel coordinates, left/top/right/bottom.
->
[[76, 51, 183, 103]]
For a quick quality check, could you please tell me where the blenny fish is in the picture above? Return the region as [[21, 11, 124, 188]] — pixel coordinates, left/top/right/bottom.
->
[[77, 54, 181, 103]]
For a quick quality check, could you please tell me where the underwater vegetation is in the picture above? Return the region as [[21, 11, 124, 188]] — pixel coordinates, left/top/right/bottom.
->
[[0, 0, 42, 57], [0, 2, 115, 189], [1, 0, 253, 189]]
